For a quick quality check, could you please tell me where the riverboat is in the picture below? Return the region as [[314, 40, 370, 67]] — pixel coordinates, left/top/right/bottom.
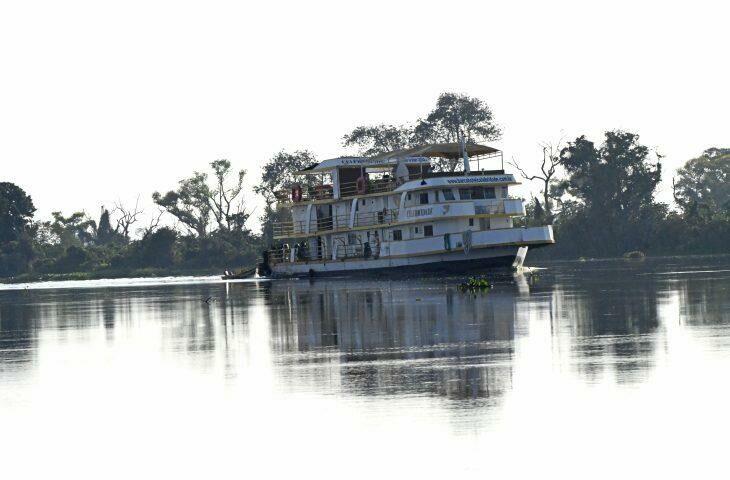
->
[[263, 142, 554, 277]]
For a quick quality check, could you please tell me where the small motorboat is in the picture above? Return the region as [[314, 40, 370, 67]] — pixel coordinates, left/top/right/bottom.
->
[[221, 266, 258, 280]]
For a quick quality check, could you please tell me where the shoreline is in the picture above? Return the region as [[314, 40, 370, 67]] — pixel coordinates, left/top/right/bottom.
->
[[2, 253, 729, 285], [0, 267, 226, 284]]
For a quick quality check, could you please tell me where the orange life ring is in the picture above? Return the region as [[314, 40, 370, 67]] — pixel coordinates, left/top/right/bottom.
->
[[356, 176, 368, 195], [291, 185, 303, 202]]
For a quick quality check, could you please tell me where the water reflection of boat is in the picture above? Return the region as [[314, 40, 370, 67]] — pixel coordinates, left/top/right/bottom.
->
[[267, 279, 520, 400]]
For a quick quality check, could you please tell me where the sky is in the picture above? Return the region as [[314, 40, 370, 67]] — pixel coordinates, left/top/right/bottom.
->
[[1, 0, 728, 234]]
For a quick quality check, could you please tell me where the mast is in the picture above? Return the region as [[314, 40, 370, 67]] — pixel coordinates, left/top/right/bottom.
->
[[459, 130, 471, 175]]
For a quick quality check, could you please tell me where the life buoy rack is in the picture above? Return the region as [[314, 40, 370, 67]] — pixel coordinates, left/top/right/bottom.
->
[[356, 176, 368, 195], [291, 184, 303, 202]]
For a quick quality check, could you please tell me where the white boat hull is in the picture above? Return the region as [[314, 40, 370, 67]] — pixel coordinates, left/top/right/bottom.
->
[[270, 226, 553, 277]]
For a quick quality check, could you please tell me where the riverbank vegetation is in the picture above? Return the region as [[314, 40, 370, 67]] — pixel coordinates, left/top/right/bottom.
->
[[1, 92, 728, 279]]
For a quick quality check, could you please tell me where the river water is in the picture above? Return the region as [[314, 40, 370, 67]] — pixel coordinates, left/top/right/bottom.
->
[[1, 256, 729, 479]]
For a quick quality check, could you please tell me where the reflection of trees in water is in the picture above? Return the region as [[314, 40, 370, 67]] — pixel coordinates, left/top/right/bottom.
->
[[0, 291, 41, 367], [537, 267, 664, 385], [677, 274, 730, 326], [268, 281, 516, 401]]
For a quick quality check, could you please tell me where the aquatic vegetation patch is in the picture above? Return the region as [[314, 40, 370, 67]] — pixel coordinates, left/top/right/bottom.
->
[[458, 276, 493, 292]]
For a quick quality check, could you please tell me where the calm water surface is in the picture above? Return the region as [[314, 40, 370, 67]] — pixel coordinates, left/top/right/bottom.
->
[[1, 257, 730, 479]]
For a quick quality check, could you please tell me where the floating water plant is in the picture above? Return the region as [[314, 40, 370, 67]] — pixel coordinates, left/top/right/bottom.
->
[[623, 250, 646, 260], [458, 276, 493, 292]]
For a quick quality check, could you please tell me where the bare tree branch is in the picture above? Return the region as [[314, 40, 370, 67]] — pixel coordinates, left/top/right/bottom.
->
[[509, 139, 566, 220], [137, 207, 166, 238], [112, 195, 143, 239]]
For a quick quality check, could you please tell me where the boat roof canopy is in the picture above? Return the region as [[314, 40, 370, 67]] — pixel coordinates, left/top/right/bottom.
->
[[372, 143, 500, 161], [295, 143, 501, 175], [295, 156, 431, 175]]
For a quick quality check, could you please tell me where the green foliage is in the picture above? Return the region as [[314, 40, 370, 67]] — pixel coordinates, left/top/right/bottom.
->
[[53, 245, 91, 273], [341, 92, 501, 171], [543, 131, 663, 257], [154, 160, 250, 238], [209, 159, 249, 232], [255, 150, 319, 245], [623, 250, 646, 260], [674, 148, 730, 214], [561, 131, 661, 215], [1, 161, 261, 279], [342, 125, 412, 157], [458, 276, 493, 292], [96, 209, 116, 245], [137, 227, 178, 267], [153, 172, 212, 237], [528, 137, 730, 259], [0, 182, 36, 243], [49, 211, 97, 246], [413, 92, 502, 146], [0, 182, 36, 276], [254, 150, 318, 205]]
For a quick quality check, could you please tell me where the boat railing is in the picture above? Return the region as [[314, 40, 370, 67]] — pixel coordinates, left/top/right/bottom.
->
[[267, 242, 328, 265], [334, 244, 364, 259], [275, 185, 335, 204], [267, 240, 382, 265], [273, 209, 400, 238], [339, 178, 397, 197], [474, 203, 505, 215], [276, 169, 509, 205]]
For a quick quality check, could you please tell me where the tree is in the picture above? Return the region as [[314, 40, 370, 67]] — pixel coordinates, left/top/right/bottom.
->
[[341, 92, 502, 172], [0, 182, 36, 243], [341, 124, 412, 157], [154, 160, 251, 237], [137, 227, 177, 267], [254, 150, 318, 206], [413, 92, 502, 145], [138, 207, 165, 239], [49, 211, 97, 246], [560, 131, 661, 216], [0, 182, 36, 275], [96, 208, 115, 245], [509, 141, 565, 221], [674, 147, 730, 214], [153, 172, 212, 237], [209, 159, 249, 232], [548, 131, 663, 257], [113, 197, 143, 240]]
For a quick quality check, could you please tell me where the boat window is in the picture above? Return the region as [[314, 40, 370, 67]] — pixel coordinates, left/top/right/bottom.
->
[[414, 226, 419, 234], [424, 225, 433, 237], [347, 233, 357, 245], [470, 187, 485, 199], [469, 218, 474, 226], [441, 189, 455, 201], [459, 187, 496, 200], [392, 229, 402, 241], [407, 193, 412, 200], [419, 192, 429, 204], [361, 199, 366, 206]]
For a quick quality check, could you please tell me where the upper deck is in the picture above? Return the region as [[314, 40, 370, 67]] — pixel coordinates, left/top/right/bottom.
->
[[276, 143, 508, 205]]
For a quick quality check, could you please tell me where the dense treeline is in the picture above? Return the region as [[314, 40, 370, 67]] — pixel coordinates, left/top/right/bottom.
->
[[0, 160, 262, 279], [1, 92, 728, 279], [523, 138, 730, 259]]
